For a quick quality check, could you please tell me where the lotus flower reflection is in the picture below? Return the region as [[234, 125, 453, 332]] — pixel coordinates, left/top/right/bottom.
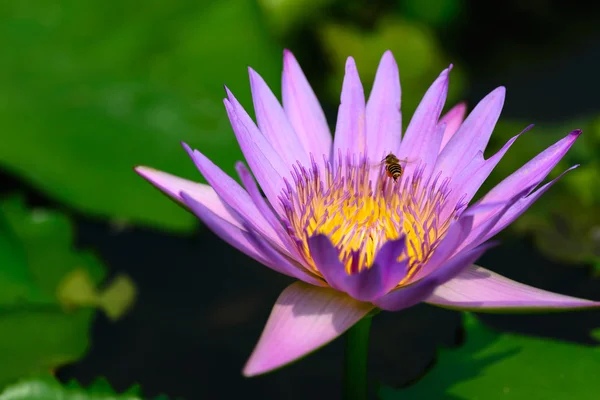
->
[[136, 51, 600, 376]]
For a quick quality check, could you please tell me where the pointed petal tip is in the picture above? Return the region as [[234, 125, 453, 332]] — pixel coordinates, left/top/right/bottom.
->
[[247, 66, 259, 81], [235, 161, 252, 181], [134, 166, 169, 186], [180, 141, 192, 152], [247, 67, 266, 95], [523, 123, 535, 133], [570, 128, 583, 137], [380, 50, 397, 64], [133, 165, 152, 177], [242, 358, 277, 377], [545, 163, 578, 182], [223, 85, 234, 100], [436, 65, 452, 82], [134, 166, 167, 189], [283, 49, 299, 69], [345, 56, 357, 71], [454, 101, 468, 112], [234, 160, 247, 171], [241, 364, 259, 378], [487, 86, 506, 101], [182, 143, 195, 161]]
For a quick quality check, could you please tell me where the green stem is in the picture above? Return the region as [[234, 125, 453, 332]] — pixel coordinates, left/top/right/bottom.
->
[[343, 316, 372, 400]]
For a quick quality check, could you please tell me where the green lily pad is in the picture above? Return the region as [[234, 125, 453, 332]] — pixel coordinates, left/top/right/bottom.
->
[[380, 313, 600, 400], [0, 376, 143, 400], [0, 376, 182, 399], [0, 195, 135, 387], [0, 0, 281, 232]]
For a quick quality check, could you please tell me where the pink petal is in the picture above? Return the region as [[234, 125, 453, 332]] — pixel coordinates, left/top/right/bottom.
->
[[333, 57, 366, 162], [375, 242, 496, 311], [243, 225, 327, 287], [426, 265, 600, 311], [398, 67, 451, 181], [471, 165, 579, 248], [178, 191, 275, 268], [453, 187, 534, 256], [435, 87, 505, 181], [224, 94, 291, 217], [307, 234, 409, 302], [182, 144, 289, 254], [365, 51, 402, 163], [403, 201, 507, 284], [235, 162, 304, 260], [439, 102, 467, 151], [305, 234, 348, 292], [243, 281, 374, 376], [407, 209, 476, 283], [248, 67, 310, 169], [479, 129, 581, 205], [282, 50, 332, 164], [440, 126, 529, 221], [135, 166, 237, 226]]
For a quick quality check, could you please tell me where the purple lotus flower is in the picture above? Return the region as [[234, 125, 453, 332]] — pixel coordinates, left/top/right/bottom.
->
[[136, 51, 599, 377]]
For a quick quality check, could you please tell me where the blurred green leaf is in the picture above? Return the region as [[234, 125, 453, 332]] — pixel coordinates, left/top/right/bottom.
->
[[0, 195, 106, 293], [0, 376, 144, 400], [1, 0, 281, 232], [380, 313, 600, 400], [258, 0, 335, 35], [0, 204, 51, 305], [0, 195, 136, 387], [0, 309, 93, 388], [318, 17, 466, 120]]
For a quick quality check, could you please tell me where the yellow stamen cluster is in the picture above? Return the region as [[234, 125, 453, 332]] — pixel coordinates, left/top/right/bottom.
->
[[280, 155, 457, 284]]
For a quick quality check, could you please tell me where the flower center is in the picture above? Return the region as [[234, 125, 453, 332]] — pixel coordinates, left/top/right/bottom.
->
[[280, 153, 460, 283]]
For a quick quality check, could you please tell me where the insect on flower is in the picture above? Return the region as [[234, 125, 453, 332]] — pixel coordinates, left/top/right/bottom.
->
[[375, 152, 413, 182]]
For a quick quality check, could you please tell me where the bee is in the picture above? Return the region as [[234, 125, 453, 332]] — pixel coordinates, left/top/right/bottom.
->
[[376, 153, 411, 182]]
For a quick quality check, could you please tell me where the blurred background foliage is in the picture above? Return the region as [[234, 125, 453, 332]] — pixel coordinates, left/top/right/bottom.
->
[[0, 195, 135, 388], [1, 0, 600, 398]]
